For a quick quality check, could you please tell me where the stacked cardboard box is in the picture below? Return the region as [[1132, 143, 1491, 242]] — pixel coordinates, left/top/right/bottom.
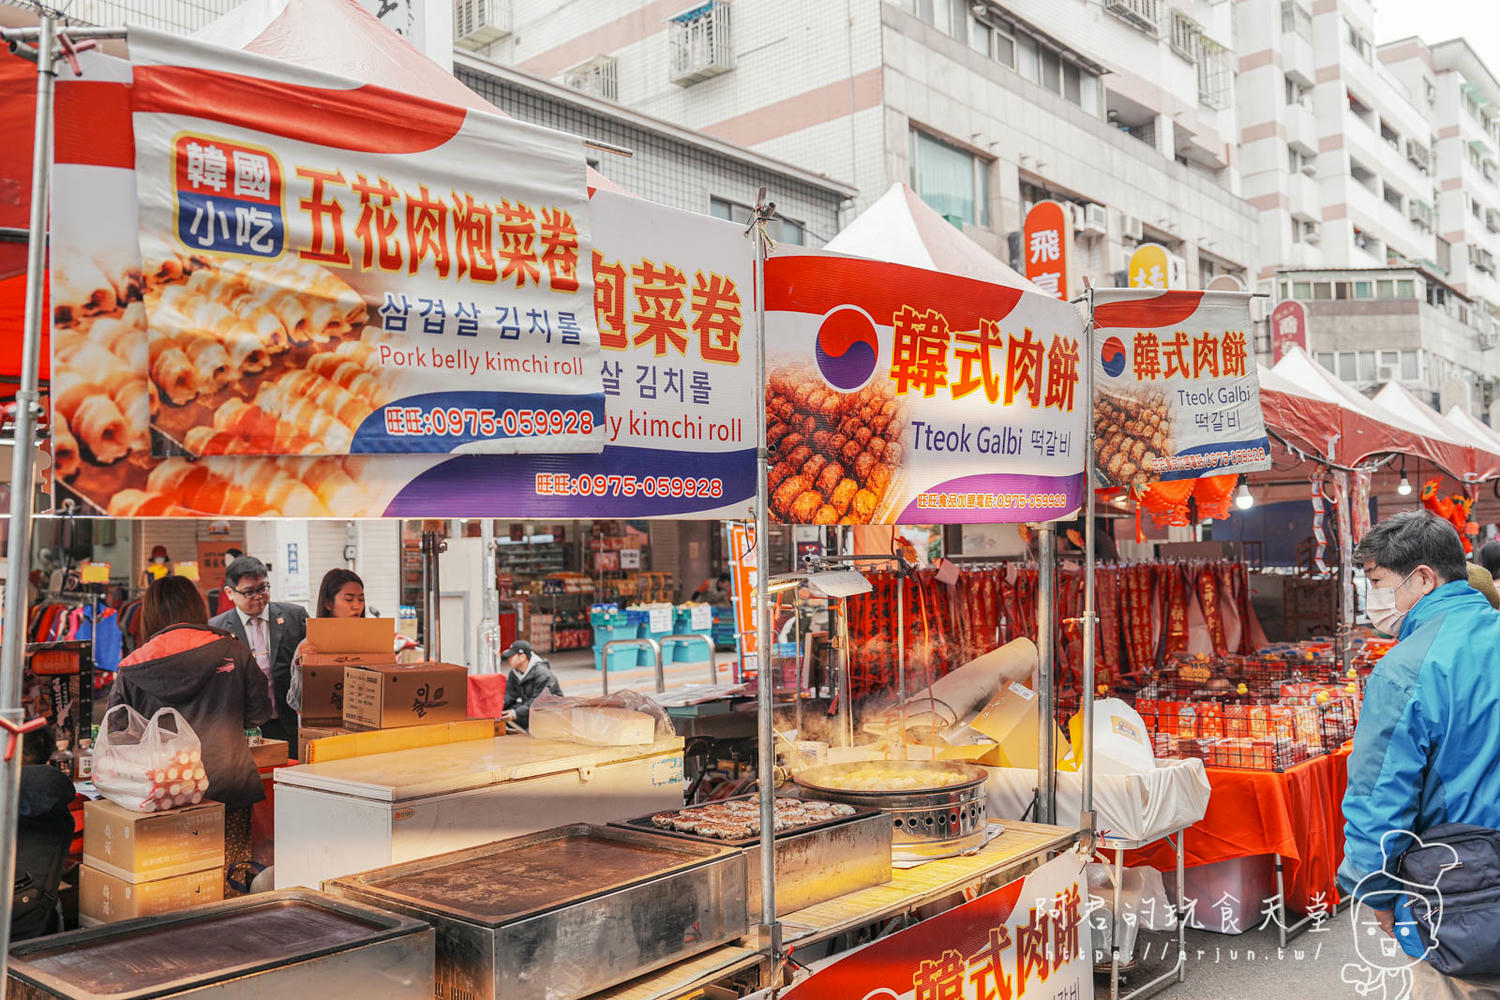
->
[[343, 661, 468, 731], [300, 618, 397, 728], [81, 799, 225, 924]]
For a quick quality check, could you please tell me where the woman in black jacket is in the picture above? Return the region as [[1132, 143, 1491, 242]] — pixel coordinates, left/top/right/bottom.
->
[[108, 576, 271, 889]]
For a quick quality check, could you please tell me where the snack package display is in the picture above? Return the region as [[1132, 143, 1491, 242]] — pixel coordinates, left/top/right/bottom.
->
[[92, 705, 207, 813], [526, 690, 674, 746]]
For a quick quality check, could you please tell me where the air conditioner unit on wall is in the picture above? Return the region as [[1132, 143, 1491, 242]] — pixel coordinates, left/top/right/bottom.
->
[[1120, 213, 1144, 241], [1083, 203, 1109, 235], [454, 0, 512, 49], [1304, 221, 1322, 244], [1378, 364, 1400, 382]]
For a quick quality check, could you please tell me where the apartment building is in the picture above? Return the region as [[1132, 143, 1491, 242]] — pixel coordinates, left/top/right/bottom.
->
[[468, 0, 1260, 291], [1236, 0, 1437, 277]]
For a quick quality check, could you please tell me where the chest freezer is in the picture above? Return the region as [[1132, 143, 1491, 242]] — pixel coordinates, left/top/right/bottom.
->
[[275, 735, 685, 890]]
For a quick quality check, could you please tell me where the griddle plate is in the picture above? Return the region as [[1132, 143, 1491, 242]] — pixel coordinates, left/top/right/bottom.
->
[[364, 832, 698, 924], [18, 900, 386, 997]]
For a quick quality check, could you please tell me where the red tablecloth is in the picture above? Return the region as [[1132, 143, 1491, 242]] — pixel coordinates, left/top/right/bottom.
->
[[1128, 745, 1352, 912]]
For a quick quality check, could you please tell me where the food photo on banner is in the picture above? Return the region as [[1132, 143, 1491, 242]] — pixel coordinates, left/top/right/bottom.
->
[[763, 253, 1087, 525], [47, 41, 757, 519], [1090, 288, 1272, 489]]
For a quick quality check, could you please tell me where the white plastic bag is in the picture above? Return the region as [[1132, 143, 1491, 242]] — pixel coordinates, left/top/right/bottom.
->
[[93, 705, 207, 813], [1087, 863, 1178, 964]]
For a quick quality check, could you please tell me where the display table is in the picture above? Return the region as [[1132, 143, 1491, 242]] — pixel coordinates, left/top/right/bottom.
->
[[592, 821, 1080, 1000], [1127, 746, 1352, 937]]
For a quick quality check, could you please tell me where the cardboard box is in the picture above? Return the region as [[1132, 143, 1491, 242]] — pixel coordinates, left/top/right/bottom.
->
[[300, 655, 395, 728], [342, 661, 468, 731], [249, 739, 289, 769], [81, 864, 223, 922], [82, 799, 225, 882], [306, 616, 396, 654]]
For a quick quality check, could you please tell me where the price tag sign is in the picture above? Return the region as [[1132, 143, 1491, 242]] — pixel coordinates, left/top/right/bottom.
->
[[79, 562, 111, 584], [648, 606, 672, 633], [690, 605, 712, 629], [174, 561, 200, 581], [621, 549, 642, 570]]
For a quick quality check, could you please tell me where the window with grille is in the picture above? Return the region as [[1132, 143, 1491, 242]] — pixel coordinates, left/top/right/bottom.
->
[[670, 1, 734, 87]]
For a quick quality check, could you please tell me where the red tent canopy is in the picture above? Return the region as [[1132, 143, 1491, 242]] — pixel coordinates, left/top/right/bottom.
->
[[1258, 347, 1488, 480]]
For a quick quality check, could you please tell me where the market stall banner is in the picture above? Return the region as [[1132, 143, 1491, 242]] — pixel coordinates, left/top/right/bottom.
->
[[764, 254, 1087, 526], [127, 28, 605, 458], [783, 853, 1091, 1000], [382, 189, 758, 518], [1092, 289, 1271, 489], [48, 48, 754, 518]]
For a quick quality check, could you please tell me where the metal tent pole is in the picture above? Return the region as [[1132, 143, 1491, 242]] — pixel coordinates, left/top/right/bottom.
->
[[0, 10, 58, 981], [1035, 523, 1056, 825], [749, 193, 781, 960], [1080, 289, 1098, 840]]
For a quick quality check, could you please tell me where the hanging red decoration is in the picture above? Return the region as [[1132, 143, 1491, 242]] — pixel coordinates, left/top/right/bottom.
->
[[1420, 478, 1476, 554], [1135, 474, 1238, 527]]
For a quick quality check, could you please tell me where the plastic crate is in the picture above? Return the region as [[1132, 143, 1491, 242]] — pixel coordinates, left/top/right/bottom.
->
[[593, 645, 642, 672]]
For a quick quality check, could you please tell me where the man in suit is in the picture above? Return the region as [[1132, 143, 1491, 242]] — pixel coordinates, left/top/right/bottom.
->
[[209, 555, 308, 747]]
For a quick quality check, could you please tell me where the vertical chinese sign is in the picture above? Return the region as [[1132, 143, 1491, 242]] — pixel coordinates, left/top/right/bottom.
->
[[1091, 289, 1271, 488], [130, 28, 605, 457], [1128, 243, 1182, 290], [783, 854, 1091, 1000], [1270, 300, 1309, 360], [1022, 200, 1072, 300], [763, 254, 1087, 524]]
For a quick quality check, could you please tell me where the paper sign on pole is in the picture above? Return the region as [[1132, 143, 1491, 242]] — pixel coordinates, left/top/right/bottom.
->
[[129, 28, 604, 458], [763, 254, 1086, 525], [783, 853, 1091, 1000], [1091, 289, 1271, 488]]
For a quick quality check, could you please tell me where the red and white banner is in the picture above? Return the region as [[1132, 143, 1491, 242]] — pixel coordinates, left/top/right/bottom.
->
[[129, 28, 603, 457], [47, 42, 757, 518], [763, 253, 1086, 525], [1092, 289, 1271, 489], [784, 853, 1091, 1000]]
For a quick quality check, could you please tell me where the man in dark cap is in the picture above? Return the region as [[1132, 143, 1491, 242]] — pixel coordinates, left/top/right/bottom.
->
[[500, 640, 563, 730]]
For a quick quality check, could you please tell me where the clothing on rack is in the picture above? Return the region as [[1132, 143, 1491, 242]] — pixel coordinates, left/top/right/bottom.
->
[[74, 607, 122, 673]]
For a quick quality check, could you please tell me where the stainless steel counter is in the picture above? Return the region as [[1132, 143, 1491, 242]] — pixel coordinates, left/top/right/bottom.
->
[[324, 823, 748, 1000], [7, 890, 434, 999]]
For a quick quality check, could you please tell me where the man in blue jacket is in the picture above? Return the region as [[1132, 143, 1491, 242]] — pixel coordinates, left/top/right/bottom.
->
[[1342, 511, 1500, 998]]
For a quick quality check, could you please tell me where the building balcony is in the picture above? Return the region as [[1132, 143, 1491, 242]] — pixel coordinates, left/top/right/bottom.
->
[[1280, 31, 1315, 85], [1285, 103, 1317, 154], [1289, 169, 1320, 215]]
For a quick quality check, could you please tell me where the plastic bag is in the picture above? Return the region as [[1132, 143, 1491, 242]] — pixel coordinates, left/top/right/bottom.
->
[[1086, 863, 1178, 964], [527, 690, 674, 746], [92, 705, 206, 813]]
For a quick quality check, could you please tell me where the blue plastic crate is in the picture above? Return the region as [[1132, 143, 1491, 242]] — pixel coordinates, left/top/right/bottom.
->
[[593, 645, 641, 672]]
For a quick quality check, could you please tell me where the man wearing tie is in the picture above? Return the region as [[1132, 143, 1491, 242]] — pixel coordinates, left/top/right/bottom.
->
[[209, 556, 309, 748]]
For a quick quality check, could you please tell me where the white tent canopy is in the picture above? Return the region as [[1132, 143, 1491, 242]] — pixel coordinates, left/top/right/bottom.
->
[[827, 183, 1042, 293]]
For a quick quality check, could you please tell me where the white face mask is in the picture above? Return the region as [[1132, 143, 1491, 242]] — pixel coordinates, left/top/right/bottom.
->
[[1366, 569, 1418, 637]]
